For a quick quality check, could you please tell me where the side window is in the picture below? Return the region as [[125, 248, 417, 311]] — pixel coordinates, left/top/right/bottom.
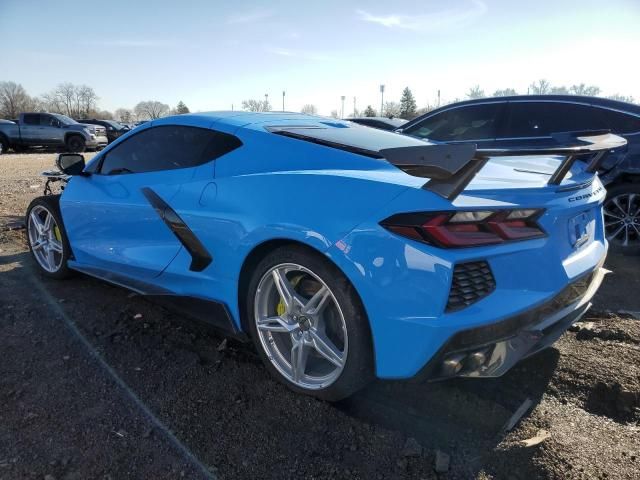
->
[[604, 110, 640, 134], [40, 115, 59, 127], [99, 125, 242, 175], [505, 102, 606, 138], [23, 114, 40, 125], [404, 104, 502, 141]]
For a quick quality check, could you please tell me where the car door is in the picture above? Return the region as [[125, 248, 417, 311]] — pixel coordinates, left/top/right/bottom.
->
[[39, 114, 63, 145], [402, 102, 506, 148], [60, 124, 226, 281], [495, 101, 608, 149], [19, 113, 41, 145]]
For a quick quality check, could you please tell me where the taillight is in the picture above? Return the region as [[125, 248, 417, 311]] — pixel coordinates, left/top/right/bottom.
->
[[381, 209, 546, 248]]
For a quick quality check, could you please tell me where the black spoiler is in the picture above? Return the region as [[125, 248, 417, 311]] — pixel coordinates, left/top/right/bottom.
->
[[380, 131, 627, 200], [269, 126, 627, 201]]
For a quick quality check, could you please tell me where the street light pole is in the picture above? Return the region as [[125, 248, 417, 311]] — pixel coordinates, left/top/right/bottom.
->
[[282, 91, 285, 112], [340, 95, 345, 119], [353, 96, 356, 117], [265, 93, 269, 111], [380, 84, 385, 117]]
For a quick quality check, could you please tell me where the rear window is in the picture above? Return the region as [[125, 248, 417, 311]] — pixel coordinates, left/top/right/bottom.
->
[[604, 110, 640, 134], [268, 123, 427, 157], [505, 102, 606, 137]]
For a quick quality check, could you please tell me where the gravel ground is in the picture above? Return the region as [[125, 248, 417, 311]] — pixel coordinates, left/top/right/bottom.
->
[[1, 153, 639, 479]]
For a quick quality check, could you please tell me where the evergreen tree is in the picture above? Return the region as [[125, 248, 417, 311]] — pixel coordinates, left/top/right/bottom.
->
[[176, 101, 190, 114], [399, 87, 417, 119], [363, 105, 376, 117]]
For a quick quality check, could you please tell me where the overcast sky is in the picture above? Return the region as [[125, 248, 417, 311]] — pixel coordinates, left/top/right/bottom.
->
[[1, 0, 639, 115]]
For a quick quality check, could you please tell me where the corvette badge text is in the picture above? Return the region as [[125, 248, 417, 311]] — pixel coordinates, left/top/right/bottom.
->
[[568, 186, 604, 203]]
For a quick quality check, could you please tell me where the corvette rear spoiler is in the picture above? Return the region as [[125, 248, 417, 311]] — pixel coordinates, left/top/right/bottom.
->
[[269, 126, 626, 201], [380, 131, 627, 200]]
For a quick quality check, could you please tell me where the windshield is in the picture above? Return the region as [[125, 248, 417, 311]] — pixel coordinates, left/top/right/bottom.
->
[[104, 120, 127, 130], [52, 114, 78, 125]]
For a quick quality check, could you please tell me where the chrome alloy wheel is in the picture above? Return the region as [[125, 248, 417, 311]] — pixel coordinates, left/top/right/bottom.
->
[[254, 263, 348, 390], [604, 193, 640, 248], [27, 205, 64, 273]]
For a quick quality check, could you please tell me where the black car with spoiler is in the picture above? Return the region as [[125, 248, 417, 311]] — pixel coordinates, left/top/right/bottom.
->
[[398, 95, 640, 254]]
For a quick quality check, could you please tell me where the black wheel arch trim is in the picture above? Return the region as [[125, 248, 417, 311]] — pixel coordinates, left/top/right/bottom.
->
[[141, 187, 213, 272]]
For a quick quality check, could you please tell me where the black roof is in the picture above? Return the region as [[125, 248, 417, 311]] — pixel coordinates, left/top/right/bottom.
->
[[348, 117, 407, 126], [403, 95, 640, 129]]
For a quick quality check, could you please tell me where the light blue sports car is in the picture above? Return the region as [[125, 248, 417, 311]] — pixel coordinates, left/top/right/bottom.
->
[[26, 112, 624, 400]]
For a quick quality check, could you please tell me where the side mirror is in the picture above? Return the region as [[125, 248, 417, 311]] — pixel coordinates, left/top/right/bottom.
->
[[56, 153, 87, 176]]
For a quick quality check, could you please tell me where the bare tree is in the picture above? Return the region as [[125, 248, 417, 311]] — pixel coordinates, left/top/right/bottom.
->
[[114, 108, 133, 123], [78, 85, 99, 116], [0, 81, 33, 118], [300, 104, 318, 115], [330, 110, 339, 119], [241, 98, 271, 112], [134, 100, 170, 120], [466, 85, 485, 99], [492, 88, 518, 97], [607, 94, 635, 104], [569, 83, 600, 96], [550, 86, 569, 94], [529, 79, 551, 95], [91, 110, 114, 120], [383, 101, 402, 118]]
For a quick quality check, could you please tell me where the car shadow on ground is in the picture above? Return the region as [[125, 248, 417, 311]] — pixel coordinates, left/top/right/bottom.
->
[[0, 240, 566, 478]]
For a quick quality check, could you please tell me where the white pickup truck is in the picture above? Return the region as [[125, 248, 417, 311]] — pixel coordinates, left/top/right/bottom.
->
[[0, 112, 108, 154]]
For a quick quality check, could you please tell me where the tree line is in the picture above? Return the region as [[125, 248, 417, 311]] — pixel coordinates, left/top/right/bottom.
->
[[0, 81, 190, 123], [1, 79, 636, 124]]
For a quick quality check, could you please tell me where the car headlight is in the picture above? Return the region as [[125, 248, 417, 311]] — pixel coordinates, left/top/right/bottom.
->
[[83, 127, 93, 135]]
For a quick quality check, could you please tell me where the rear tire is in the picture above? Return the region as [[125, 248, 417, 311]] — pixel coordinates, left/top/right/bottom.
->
[[246, 245, 374, 401], [66, 135, 86, 153], [604, 183, 640, 256], [25, 195, 73, 279]]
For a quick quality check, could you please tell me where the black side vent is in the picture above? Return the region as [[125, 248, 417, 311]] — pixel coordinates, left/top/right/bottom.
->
[[446, 261, 496, 312]]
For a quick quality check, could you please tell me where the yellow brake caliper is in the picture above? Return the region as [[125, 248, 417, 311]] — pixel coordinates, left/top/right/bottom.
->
[[54, 225, 62, 242], [276, 275, 303, 316]]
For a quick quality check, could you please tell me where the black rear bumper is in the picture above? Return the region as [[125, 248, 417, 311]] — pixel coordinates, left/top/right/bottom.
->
[[414, 265, 607, 382]]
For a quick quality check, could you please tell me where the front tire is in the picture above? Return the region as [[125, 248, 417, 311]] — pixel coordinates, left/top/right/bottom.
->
[[0, 137, 8, 155], [25, 195, 73, 279], [65, 135, 86, 153], [604, 183, 640, 255], [247, 245, 373, 401]]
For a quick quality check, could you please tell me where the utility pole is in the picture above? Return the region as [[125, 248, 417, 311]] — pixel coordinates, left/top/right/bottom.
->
[[380, 84, 385, 117], [353, 96, 356, 117], [231, 103, 234, 111], [437, 89, 441, 107], [265, 93, 269, 111], [340, 96, 345, 119], [282, 91, 285, 111]]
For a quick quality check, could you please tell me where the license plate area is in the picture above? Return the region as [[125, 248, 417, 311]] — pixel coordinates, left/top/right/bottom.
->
[[568, 211, 595, 249]]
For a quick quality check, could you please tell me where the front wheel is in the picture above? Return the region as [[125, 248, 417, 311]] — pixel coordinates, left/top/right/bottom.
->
[[247, 246, 373, 401], [604, 183, 640, 255], [65, 135, 86, 153], [26, 196, 73, 279]]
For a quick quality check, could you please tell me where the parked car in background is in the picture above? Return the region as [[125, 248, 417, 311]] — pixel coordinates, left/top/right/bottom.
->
[[0, 113, 108, 154], [25, 112, 620, 400], [399, 96, 640, 254], [348, 116, 407, 131], [78, 119, 130, 143]]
